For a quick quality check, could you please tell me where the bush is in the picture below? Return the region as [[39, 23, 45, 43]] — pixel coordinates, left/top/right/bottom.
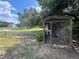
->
[[35, 32, 43, 42]]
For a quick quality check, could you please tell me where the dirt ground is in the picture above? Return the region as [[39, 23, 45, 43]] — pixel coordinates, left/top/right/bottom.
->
[[1, 32, 79, 59]]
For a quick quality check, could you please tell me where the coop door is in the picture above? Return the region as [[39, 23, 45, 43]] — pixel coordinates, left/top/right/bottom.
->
[[51, 23, 70, 45], [44, 23, 51, 43]]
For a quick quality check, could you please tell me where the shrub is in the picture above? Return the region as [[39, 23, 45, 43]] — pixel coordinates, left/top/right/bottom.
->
[[35, 32, 43, 42]]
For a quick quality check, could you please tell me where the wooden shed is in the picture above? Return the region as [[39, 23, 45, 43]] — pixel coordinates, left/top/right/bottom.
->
[[43, 16, 73, 45]]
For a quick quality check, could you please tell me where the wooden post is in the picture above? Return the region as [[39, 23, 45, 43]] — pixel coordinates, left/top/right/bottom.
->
[[50, 22, 53, 44], [70, 20, 72, 46], [43, 22, 45, 43]]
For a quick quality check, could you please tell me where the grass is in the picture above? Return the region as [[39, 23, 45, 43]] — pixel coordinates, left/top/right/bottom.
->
[[0, 36, 21, 51], [0, 27, 43, 48], [0, 27, 42, 52], [0, 37, 20, 47], [1, 27, 43, 32], [0, 27, 43, 32], [12, 27, 43, 32]]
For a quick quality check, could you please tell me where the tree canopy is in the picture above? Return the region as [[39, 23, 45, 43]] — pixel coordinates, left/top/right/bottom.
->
[[0, 21, 9, 27], [18, 8, 42, 28], [37, 0, 79, 18], [37, 0, 69, 17]]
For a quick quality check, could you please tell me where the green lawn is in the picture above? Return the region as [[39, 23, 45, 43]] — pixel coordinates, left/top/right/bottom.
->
[[0, 27, 43, 32], [0, 27, 43, 52], [0, 37, 20, 47], [0, 36, 21, 51], [12, 27, 43, 32]]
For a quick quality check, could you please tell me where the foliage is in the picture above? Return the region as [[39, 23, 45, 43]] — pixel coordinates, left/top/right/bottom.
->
[[18, 8, 42, 28], [0, 21, 9, 27], [37, 0, 79, 18], [35, 31, 43, 42], [37, 0, 69, 17], [65, 0, 79, 41]]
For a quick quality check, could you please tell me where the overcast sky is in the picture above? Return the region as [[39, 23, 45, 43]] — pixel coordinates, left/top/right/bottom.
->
[[0, 0, 41, 24]]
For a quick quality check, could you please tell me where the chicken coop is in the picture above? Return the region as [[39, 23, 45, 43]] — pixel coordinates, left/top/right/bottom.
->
[[43, 16, 73, 45]]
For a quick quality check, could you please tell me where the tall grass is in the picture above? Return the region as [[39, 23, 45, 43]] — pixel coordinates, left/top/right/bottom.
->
[[0, 31, 7, 37]]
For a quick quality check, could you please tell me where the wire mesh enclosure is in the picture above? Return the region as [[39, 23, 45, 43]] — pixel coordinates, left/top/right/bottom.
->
[[43, 16, 73, 46]]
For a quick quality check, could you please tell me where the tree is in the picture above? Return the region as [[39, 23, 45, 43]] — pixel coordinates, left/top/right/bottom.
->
[[37, 0, 79, 17], [65, 0, 79, 42], [18, 8, 42, 28], [0, 21, 9, 27], [37, 0, 69, 17]]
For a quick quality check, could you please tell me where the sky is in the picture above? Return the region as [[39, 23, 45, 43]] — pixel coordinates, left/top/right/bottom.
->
[[8, 0, 40, 12], [0, 0, 41, 24]]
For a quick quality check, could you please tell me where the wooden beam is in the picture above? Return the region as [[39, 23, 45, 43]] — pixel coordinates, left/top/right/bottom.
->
[[70, 20, 72, 46], [44, 21, 66, 23], [43, 22, 45, 43], [50, 22, 53, 44]]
